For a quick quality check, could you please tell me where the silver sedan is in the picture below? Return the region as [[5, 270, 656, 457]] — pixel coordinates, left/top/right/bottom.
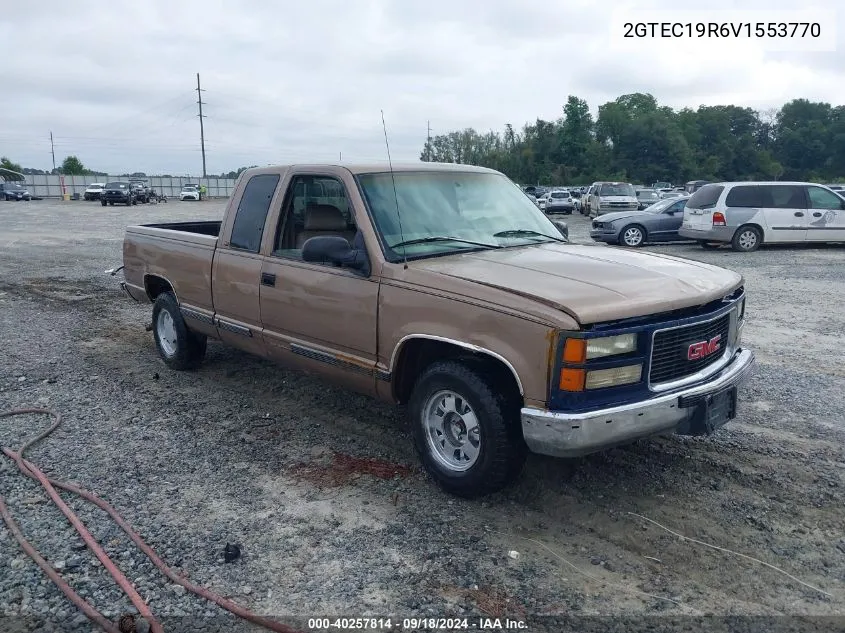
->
[[589, 196, 690, 247]]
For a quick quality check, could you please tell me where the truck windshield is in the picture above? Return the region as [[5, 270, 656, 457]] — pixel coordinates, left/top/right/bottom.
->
[[358, 171, 565, 260], [600, 184, 636, 197]]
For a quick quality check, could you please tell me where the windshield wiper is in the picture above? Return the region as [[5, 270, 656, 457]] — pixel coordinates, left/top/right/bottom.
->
[[493, 229, 567, 243], [388, 236, 501, 250]]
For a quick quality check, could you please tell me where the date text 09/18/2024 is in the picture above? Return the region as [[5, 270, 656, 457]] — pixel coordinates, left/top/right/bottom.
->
[[307, 617, 528, 630]]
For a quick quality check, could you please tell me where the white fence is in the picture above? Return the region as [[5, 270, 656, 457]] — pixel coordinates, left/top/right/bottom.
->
[[17, 174, 237, 199]]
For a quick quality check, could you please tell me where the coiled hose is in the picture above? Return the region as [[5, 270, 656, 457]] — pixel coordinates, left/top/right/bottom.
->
[[0, 408, 301, 633]]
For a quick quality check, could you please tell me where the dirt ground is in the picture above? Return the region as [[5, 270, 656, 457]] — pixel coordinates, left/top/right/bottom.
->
[[0, 198, 843, 632]]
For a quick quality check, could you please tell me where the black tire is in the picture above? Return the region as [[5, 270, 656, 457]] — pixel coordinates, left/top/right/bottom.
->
[[699, 240, 721, 250], [619, 224, 646, 247], [101, 200, 107, 207], [109, 202, 114, 206], [151, 292, 207, 370], [408, 360, 526, 498], [731, 225, 762, 252]]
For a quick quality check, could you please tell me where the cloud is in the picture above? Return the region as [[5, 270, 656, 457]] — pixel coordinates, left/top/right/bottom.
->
[[0, 0, 842, 175]]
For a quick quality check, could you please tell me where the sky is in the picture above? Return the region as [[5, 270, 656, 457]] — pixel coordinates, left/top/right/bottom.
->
[[0, 0, 842, 176]]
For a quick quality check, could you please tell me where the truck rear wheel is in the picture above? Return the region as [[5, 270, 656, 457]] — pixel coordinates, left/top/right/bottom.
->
[[408, 360, 525, 498], [152, 292, 207, 370]]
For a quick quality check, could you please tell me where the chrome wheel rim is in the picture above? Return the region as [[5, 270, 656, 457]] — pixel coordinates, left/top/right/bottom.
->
[[157, 310, 178, 357], [738, 230, 757, 250], [623, 227, 643, 246], [423, 390, 481, 472]]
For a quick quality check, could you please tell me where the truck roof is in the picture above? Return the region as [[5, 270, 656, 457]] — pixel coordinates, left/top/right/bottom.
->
[[241, 162, 500, 177]]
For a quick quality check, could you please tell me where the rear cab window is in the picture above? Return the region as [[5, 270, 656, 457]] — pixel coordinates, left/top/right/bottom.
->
[[686, 184, 724, 210], [229, 174, 280, 252]]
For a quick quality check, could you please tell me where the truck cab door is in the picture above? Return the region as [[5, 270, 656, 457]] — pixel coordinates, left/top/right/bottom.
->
[[258, 171, 380, 397], [211, 172, 283, 357]]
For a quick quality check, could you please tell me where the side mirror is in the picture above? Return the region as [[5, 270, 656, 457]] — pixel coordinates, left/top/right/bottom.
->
[[301, 235, 369, 274], [552, 220, 569, 240]]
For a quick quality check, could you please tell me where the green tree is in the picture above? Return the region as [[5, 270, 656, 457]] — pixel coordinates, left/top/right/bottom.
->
[[421, 94, 845, 185], [60, 155, 87, 175]]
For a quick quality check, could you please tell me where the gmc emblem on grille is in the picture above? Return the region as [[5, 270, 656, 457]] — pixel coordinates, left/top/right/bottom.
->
[[687, 335, 722, 361]]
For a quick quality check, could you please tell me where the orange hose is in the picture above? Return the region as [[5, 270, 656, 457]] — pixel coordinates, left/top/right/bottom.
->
[[1, 408, 302, 633], [0, 497, 122, 633]]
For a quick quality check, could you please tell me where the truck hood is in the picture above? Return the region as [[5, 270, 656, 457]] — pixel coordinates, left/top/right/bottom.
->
[[409, 243, 742, 325]]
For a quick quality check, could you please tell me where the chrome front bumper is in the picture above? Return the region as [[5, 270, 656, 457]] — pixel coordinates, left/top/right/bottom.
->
[[521, 348, 755, 458]]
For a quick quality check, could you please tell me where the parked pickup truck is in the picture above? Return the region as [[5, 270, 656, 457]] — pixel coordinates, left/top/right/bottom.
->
[[117, 163, 755, 497]]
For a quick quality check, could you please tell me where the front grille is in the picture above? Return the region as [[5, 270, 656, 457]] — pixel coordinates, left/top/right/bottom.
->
[[650, 313, 731, 384]]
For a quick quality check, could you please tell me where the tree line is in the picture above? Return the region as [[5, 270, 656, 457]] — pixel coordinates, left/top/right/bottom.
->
[[0, 155, 255, 180], [420, 93, 845, 186]]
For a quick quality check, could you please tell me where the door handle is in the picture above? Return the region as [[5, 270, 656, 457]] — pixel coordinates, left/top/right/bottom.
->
[[794, 212, 804, 217], [813, 212, 823, 217], [260, 272, 276, 287]]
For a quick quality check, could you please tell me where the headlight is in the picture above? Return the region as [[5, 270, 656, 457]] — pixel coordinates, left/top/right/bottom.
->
[[562, 334, 637, 362], [586, 333, 637, 359], [737, 297, 745, 321], [586, 364, 642, 389]]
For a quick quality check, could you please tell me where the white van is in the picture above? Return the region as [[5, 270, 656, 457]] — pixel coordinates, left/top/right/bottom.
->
[[679, 182, 845, 252]]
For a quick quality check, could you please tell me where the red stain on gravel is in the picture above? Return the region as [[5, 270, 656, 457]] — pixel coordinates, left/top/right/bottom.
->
[[289, 452, 414, 487]]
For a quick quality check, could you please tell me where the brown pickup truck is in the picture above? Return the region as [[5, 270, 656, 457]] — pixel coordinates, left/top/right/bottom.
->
[[118, 163, 755, 497]]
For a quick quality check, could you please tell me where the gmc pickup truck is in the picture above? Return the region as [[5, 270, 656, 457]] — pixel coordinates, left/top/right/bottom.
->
[[117, 163, 755, 497]]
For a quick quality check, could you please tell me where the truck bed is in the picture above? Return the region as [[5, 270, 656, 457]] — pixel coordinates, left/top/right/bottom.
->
[[122, 221, 219, 309], [142, 220, 221, 236]]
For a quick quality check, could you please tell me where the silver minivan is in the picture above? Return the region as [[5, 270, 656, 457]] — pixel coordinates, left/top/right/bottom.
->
[[679, 182, 845, 252]]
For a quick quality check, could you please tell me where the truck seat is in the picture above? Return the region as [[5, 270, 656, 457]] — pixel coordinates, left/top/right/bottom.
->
[[295, 204, 356, 248]]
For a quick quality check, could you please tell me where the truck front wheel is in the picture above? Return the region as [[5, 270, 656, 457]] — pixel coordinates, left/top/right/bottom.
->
[[152, 291, 207, 370], [408, 361, 526, 498]]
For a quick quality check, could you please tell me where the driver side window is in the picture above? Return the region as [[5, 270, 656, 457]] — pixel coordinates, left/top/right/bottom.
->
[[272, 175, 357, 261]]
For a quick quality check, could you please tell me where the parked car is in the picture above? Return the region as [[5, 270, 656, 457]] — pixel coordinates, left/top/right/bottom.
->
[[585, 182, 639, 218], [660, 191, 683, 199], [591, 196, 690, 247], [129, 179, 152, 203], [115, 163, 754, 498], [684, 180, 710, 194], [84, 183, 105, 201], [635, 188, 661, 209], [180, 185, 201, 201], [679, 181, 845, 252], [101, 181, 135, 206], [544, 189, 575, 214], [0, 182, 32, 201]]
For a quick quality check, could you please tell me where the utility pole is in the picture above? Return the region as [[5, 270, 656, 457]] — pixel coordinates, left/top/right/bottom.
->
[[49, 131, 56, 172], [196, 73, 207, 178], [426, 120, 432, 161]]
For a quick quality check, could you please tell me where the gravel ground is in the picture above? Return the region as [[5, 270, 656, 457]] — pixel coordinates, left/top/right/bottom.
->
[[1, 199, 844, 633]]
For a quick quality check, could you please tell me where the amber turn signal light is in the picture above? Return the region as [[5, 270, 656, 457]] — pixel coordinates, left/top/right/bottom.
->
[[562, 339, 586, 363], [559, 368, 586, 391]]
